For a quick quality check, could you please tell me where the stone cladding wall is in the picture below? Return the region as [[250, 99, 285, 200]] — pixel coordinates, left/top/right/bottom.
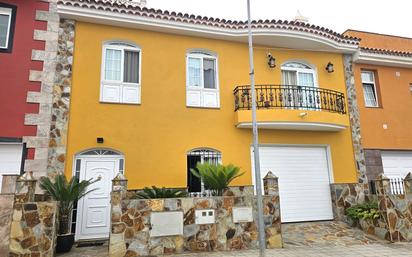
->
[[110, 176, 281, 256], [0, 194, 14, 256], [24, 0, 60, 178], [342, 54, 368, 189], [331, 173, 412, 242], [47, 18, 76, 177]]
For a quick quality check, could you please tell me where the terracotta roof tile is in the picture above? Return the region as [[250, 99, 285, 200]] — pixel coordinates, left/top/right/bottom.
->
[[360, 47, 412, 57], [58, 0, 360, 45]]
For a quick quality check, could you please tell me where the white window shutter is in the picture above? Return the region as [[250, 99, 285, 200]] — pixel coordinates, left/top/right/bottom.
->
[[202, 91, 219, 108], [186, 89, 201, 107], [122, 85, 140, 104], [101, 84, 121, 103]]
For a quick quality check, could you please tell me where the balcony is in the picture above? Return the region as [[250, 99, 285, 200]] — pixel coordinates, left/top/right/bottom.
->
[[234, 85, 349, 131]]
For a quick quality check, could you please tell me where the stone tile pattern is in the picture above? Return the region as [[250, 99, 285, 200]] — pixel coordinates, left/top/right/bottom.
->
[[8, 201, 58, 257], [47, 18, 76, 178], [364, 150, 384, 180], [282, 221, 378, 247], [109, 196, 282, 256], [375, 174, 412, 242], [23, 0, 60, 179], [331, 174, 412, 243], [0, 195, 14, 257], [331, 183, 390, 241], [109, 175, 280, 257], [343, 54, 368, 189]]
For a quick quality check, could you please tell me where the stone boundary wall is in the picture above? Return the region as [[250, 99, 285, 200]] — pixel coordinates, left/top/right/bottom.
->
[[0, 194, 14, 256], [110, 174, 281, 256], [9, 201, 58, 256], [331, 173, 412, 242], [110, 195, 282, 256]]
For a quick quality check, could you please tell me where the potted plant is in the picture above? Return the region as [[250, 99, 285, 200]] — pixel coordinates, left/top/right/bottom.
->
[[191, 163, 244, 196], [39, 174, 98, 253]]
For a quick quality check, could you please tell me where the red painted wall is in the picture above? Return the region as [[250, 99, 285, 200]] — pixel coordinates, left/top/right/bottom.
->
[[0, 0, 48, 139]]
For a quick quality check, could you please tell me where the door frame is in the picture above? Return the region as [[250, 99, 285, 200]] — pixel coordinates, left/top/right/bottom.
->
[[72, 148, 124, 241]]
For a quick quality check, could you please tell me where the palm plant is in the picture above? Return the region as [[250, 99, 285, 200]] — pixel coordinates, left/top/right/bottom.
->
[[39, 174, 98, 234], [135, 186, 187, 199], [191, 163, 244, 196]]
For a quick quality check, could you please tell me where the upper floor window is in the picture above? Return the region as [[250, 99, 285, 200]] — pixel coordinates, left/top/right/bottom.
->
[[0, 3, 17, 53], [186, 52, 220, 108], [361, 71, 379, 107], [281, 62, 317, 87], [100, 42, 141, 104]]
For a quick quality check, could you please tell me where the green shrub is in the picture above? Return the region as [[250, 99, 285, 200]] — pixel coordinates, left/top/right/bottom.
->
[[345, 201, 380, 221], [39, 174, 98, 234], [190, 163, 244, 196], [135, 186, 187, 199]]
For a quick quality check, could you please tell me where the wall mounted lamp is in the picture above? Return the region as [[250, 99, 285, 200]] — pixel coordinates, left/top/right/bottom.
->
[[267, 53, 276, 68], [325, 62, 334, 73]]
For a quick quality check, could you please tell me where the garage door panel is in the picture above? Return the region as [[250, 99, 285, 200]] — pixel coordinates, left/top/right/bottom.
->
[[382, 151, 412, 178], [252, 146, 333, 223], [0, 144, 23, 188]]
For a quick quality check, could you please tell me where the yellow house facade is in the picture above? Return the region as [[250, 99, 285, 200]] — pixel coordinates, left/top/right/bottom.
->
[[57, 0, 366, 240]]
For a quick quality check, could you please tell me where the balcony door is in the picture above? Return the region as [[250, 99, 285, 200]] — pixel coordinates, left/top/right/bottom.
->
[[281, 62, 318, 109]]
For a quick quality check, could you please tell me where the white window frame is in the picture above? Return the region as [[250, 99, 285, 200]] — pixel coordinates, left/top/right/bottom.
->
[[186, 52, 220, 108], [100, 42, 142, 104], [281, 61, 318, 87], [361, 71, 379, 107], [0, 7, 13, 49]]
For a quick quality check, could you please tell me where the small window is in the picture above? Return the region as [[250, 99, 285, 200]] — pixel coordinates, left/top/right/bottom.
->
[[187, 149, 221, 193], [409, 83, 412, 94], [101, 42, 141, 104], [361, 71, 379, 107], [186, 52, 219, 108], [0, 4, 17, 53]]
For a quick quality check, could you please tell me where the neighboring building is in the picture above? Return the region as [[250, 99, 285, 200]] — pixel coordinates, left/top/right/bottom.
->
[[344, 30, 412, 188], [56, 0, 364, 241], [0, 0, 58, 185]]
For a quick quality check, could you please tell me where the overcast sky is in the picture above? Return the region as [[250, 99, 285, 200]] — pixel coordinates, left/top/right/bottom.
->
[[146, 0, 412, 38]]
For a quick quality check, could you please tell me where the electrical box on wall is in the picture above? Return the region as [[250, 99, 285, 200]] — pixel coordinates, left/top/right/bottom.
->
[[195, 209, 215, 224], [232, 207, 253, 223]]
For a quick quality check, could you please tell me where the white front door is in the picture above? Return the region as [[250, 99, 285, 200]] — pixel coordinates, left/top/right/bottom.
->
[[75, 157, 119, 241], [252, 145, 334, 223]]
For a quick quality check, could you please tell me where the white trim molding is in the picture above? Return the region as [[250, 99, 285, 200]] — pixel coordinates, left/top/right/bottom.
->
[[57, 5, 359, 54], [354, 50, 412, 68], [237, 121, 347, 131]]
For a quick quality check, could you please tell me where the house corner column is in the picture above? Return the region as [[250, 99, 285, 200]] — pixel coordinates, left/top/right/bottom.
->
[[46, 18, 76, 177], [23, 0, 60, 179], [343, 54, 368, 191]]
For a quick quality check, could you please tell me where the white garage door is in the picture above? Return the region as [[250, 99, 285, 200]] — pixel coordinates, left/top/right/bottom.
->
[[0, 144, 23, 188], [252, 146, 334, 223], [382, 151, 412, 179]]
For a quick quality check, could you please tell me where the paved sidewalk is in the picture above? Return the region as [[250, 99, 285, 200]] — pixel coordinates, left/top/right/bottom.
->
[[57, 221, 412, 257], [58, 243, 412, 257]]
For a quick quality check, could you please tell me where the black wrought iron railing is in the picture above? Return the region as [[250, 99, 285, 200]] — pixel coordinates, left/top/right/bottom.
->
[[234, 84, 346, 114]]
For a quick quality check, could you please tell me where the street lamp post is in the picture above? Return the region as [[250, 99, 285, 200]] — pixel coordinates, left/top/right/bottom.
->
[[246, 0, 266, 256]]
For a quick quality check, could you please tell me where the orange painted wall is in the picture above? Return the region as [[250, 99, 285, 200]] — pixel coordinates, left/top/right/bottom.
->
[[345, 30, 412, 52], [353, 64, 412, 149]]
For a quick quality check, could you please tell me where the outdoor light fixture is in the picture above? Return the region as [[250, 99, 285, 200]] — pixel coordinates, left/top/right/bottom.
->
[[267, 53, 276, 68], [325, 62, 334, 73], [97, 137, 104, 143]]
